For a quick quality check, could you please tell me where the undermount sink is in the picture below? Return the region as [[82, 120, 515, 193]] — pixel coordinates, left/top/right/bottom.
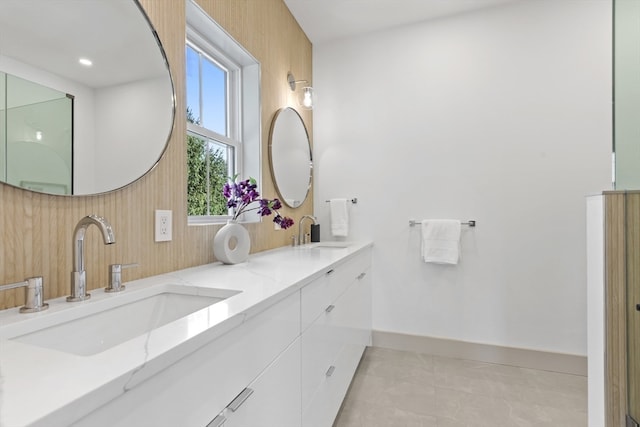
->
[[10, 285, 240, 356], [311, 244, 348, 249]]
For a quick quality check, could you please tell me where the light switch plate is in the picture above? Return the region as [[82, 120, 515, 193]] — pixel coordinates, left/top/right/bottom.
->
[[155, 210, 172, 242]]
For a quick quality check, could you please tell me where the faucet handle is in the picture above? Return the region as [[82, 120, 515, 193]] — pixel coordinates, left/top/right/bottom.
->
[[0, 277, 49, 313], [105, 263, 139, 293]]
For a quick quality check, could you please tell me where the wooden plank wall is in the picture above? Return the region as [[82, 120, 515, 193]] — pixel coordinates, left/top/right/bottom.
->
[[627, 193, 640, 423], [604, 192, 628, 427], [0, 0, 313, 310]]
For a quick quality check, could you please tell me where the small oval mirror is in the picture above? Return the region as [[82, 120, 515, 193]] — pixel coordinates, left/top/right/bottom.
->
[[269, 107, 312, 208]]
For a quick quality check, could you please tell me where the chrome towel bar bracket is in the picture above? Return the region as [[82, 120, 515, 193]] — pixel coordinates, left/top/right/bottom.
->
[[409, 219, 476, 227], [325, 198, 357, 204]]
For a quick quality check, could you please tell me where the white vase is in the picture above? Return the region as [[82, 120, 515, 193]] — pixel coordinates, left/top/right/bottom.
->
[[213, 220, 251, 264]]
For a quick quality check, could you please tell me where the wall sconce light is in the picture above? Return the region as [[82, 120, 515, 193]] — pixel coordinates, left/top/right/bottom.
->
[[287, 71, 315, 110]]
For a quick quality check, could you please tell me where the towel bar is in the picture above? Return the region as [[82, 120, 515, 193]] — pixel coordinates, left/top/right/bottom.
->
[[409, 219, 476, 227], [325, 198, 358, 204]]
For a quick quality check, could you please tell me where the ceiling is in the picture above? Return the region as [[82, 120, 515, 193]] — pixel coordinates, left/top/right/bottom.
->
[[283, 0, 521, 44]]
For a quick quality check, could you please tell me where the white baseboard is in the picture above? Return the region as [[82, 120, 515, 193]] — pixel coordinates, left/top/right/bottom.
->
[[372, 330, 587, 376]]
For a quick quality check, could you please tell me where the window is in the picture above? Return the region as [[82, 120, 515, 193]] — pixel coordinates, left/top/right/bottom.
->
[[186, 1, 260, 223]]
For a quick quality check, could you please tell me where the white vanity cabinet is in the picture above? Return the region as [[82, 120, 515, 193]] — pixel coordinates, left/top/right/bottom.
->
[[301, 250, 372, 427], [72, 290, 301, 427], [66, 244, 372, 427]]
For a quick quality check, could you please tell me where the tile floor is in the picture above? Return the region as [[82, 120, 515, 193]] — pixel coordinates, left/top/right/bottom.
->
[[333, 347, 587, 427]]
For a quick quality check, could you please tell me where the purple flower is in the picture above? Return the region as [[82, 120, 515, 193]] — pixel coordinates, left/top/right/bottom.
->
[[274, 214, 294, 230], [257, 199, 272, 216], [222, 176, 295, 228]]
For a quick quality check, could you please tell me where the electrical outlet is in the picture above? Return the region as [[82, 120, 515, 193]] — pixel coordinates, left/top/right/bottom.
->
[[155, 210, 172, 242]]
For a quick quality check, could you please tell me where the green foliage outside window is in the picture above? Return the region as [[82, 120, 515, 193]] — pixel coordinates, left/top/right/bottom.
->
[[187, 109, 229, 216]]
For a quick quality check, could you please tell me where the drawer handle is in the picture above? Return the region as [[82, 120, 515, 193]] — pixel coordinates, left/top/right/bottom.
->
[[325, 304, 335, 313], [326, 365, 336, 377], [357, 272, 366, 280], [227, 387, 254, 412], [326, 269, 335, 276], [206, 414, 227, 427]]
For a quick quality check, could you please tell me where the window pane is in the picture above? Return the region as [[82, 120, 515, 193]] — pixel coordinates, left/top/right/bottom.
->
[[185, 45, 201, 125], [201, 58, 227, 136], [187, 131, 233, 216], [207, 140, 232, 215], [187, 132, 208, 215]]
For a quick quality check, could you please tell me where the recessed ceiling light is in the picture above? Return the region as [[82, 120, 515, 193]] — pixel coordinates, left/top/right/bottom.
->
[[78, 58, 93, 67]]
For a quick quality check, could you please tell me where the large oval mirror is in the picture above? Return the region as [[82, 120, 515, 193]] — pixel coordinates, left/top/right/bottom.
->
[[269, 107, 312, 208], [0, 0, 174, 195]]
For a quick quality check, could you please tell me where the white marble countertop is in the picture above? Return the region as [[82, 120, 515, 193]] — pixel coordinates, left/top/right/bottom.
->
[[0, 240, 372, 427]]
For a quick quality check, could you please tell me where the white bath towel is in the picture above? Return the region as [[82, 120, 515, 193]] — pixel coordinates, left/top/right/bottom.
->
[[421, 219, 461, 264], [330, 199, 349, 237]]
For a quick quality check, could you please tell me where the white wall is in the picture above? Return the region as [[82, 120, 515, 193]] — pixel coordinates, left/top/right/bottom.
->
[[313, 0, 612, 356]]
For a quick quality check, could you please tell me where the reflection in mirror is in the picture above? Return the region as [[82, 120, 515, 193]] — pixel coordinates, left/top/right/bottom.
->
[[1, 72, 73, 194], [269, 107, 312, 208], [0, 0, 175, 195]]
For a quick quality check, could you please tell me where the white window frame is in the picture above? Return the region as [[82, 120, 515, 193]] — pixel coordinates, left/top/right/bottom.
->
[[186, 0, 261, 225]]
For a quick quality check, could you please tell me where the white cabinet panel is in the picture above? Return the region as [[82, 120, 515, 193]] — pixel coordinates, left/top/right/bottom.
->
[[302, 344, 364, 427], [301, 273, 331, 332], [301, 251, 370, 332], [72, 291, 300, 427], [221, 338, 301, 427], [301, 304, 343, 410]]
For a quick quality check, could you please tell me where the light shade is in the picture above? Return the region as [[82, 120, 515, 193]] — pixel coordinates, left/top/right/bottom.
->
[[287, 71, 315, 110], [299, 86, 315, 110]]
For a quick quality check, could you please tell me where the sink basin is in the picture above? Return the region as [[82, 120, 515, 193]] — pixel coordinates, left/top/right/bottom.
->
[[11, 285, 240, 356], [311, 244, 348, 249]]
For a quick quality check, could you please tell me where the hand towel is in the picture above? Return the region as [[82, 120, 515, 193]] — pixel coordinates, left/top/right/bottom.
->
[[330, 198, 349, 237], [421, 219, 461, 264]]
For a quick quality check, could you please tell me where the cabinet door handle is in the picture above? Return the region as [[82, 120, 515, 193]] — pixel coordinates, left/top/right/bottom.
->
[[326, 365, 336, 377], [325, 304, 335, 313], [636, 303, 640, 312], [326, 269, 335, 276], [227, 387, 254, 412], [206, 414, 226, 427], [357, 272, 366, 280]]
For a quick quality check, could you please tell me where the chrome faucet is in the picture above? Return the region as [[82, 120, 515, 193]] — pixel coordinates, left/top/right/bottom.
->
[[298, 215, 317, 245], [67, 215, 115, 302]]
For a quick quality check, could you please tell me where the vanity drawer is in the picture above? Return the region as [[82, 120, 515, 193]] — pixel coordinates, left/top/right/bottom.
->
[[301, 250, 370, 330], [302, 343, 365, 427], [301, 303, 344, 410], [72, 291, 300, 427], [301, 267, 371, 414]]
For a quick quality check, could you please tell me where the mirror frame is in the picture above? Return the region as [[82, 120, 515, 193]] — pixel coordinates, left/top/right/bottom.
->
[[268, 107, 313, 208], [0, 0, 176, 197]]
